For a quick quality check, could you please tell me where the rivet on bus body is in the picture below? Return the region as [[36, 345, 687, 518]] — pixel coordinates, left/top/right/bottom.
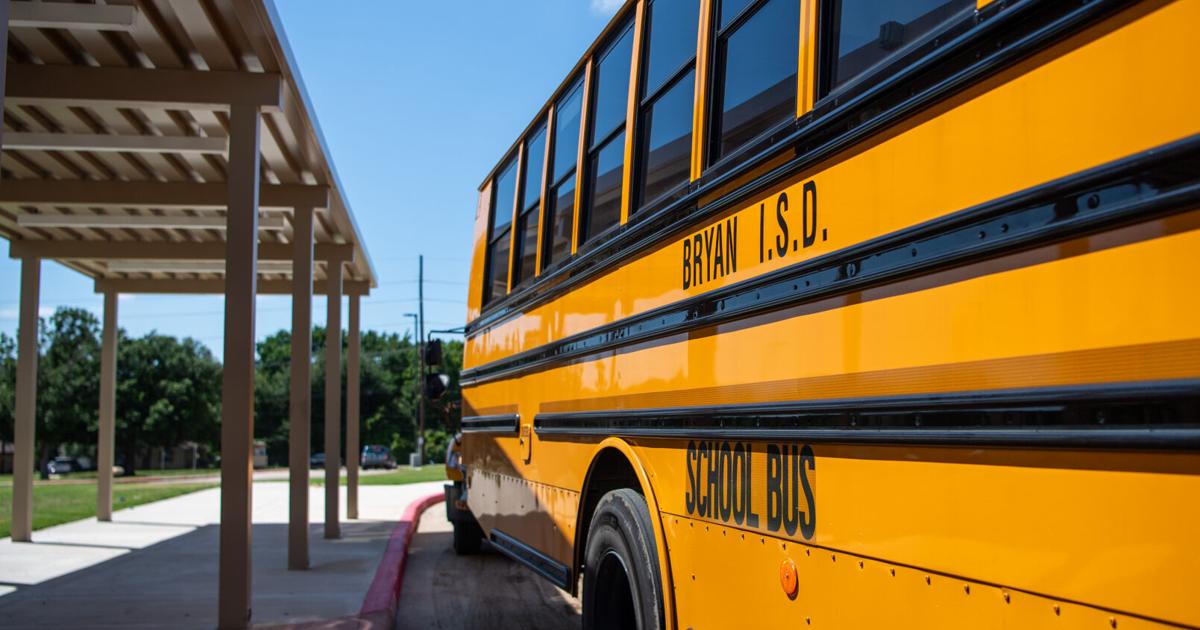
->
[[1053, 605, 1061, 616], [1109, 617, 1117, 628], [805, 617, 812, 625], [1087, 194, 1100, 209], [779, 558, 799, 599], [925, 576, 932, 585], [1003, 591, 1011, 603], [964, 584, 970, 595], [858, 561, 864, 570], [889, 568, 895, 577]]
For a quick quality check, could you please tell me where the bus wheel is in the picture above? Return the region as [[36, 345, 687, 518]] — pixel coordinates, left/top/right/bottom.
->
[[446, 482, 483, 555], [583, 488, 664, 630], [452, 518, 483, 555]]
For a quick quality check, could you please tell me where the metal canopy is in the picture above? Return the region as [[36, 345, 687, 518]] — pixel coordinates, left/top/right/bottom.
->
[[0, 0, 376, 295]]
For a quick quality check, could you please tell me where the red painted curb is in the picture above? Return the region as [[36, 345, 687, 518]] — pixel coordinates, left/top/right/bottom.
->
[[359, 490, 445, 622]]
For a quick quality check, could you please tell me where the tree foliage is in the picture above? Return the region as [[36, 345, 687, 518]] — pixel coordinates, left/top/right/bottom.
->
[[0, 306, 462, 471], [116, 332, 222, 474], [38, 309, 101, 463], [0, 333, 16, 446], [255, 327, 462, 465]]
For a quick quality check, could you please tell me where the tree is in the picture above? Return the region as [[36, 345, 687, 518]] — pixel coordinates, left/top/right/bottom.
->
[[0, 333, 15, 468], [251, 326, 461, 467], [38, 308, 101, 477], [116, 332, 221, 475], [254, 330, 293, 465]]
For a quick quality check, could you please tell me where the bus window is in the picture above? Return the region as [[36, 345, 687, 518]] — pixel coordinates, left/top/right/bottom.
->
[[634, 0, 700, 213], [513, 123, 547, 287], [718, 0, 754, 29], [542, 80, 583, 271], [710, 0, 799, 164], [582, 22, 635, 245], [484, 157, 517, 304], [820, 0, 974, 94]]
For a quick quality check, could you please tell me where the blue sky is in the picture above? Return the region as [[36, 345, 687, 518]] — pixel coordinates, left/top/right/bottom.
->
[[0, 0, 621, 358]]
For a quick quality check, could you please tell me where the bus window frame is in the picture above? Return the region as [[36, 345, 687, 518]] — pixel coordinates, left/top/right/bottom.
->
[[512, 118, 549, 288], [578, 18, 637, 250], [541, 77, 587, 277], [701, 0, 802, 179], [482, 151, 520, 306], [814, 0, 978, 103], [630, 0, 702, 219]]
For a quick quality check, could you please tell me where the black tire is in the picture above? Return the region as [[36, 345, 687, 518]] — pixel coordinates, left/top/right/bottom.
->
[[446, 483, 484, 555], [582, 488, 664, 630], [452, 518, 484, 555]]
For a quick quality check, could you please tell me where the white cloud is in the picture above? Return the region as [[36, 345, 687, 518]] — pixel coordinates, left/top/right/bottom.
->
[[590, 0, 623, 16]]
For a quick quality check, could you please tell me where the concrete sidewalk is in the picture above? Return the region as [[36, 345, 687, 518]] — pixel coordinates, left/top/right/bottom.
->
[[0, 479, 445, 629]]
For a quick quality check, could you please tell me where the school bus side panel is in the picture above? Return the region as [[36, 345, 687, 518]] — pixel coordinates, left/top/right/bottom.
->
[[465, 0, 1200, 369], [464, 214, 1200, 626]]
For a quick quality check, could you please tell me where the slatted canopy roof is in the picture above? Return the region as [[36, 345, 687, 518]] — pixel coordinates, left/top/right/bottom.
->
[[0, 0, 375, 295], [1, 3, 377, 627]]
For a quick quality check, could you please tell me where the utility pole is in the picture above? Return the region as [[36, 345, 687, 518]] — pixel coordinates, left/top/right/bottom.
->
[[416, 255, 426, 466], [404, 311, 420, 467]]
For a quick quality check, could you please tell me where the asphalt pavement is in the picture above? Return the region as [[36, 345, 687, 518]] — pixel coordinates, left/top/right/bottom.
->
[[395, 507, 581, 630]]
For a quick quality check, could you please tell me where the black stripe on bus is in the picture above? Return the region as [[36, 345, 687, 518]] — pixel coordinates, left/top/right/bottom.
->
[[461, 135, 1200, 386], [533, 380, 1200, 450], [461, 414, 521, 434], [468, 0, 1137, 335], [489, 528, 572, 589]]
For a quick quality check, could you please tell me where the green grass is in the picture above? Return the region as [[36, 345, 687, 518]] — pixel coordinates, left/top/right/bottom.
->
[[55, 468, 222, 480], [300, 466, 447, 486], [0, 482, 215, 539], [0, 468, 225, 486]]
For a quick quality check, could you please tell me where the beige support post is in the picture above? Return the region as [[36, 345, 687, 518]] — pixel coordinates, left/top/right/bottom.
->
[[1, 0, 9, 159], [288, 206, 314, 570], [97, 291, 118, 522], [324, 262, 343, 539], [218, 103, 261, 630], [346, 294, 361, 520], [10, 256, 40, 543]]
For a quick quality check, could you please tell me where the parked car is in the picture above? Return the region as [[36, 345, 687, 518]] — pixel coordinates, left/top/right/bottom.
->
[[310, 452, 325, 469], [361, 445, 396, 470], [45, 456, 78, 475]]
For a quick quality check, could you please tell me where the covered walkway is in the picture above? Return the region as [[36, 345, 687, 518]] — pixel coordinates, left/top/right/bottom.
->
[[1, 1, 378, 627], [0, 480, 445, 629]]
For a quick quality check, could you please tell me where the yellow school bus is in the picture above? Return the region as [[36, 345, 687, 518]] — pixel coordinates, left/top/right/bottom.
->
[[445, 0, 1200, 627]]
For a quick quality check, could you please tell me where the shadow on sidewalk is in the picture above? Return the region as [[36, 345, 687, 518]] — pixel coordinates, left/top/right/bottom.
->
[[0, 519, 398, 630]]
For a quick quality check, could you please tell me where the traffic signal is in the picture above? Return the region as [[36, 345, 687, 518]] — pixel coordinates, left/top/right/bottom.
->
[[425, 372, 449, 400], [424, 339, 443, 366]]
